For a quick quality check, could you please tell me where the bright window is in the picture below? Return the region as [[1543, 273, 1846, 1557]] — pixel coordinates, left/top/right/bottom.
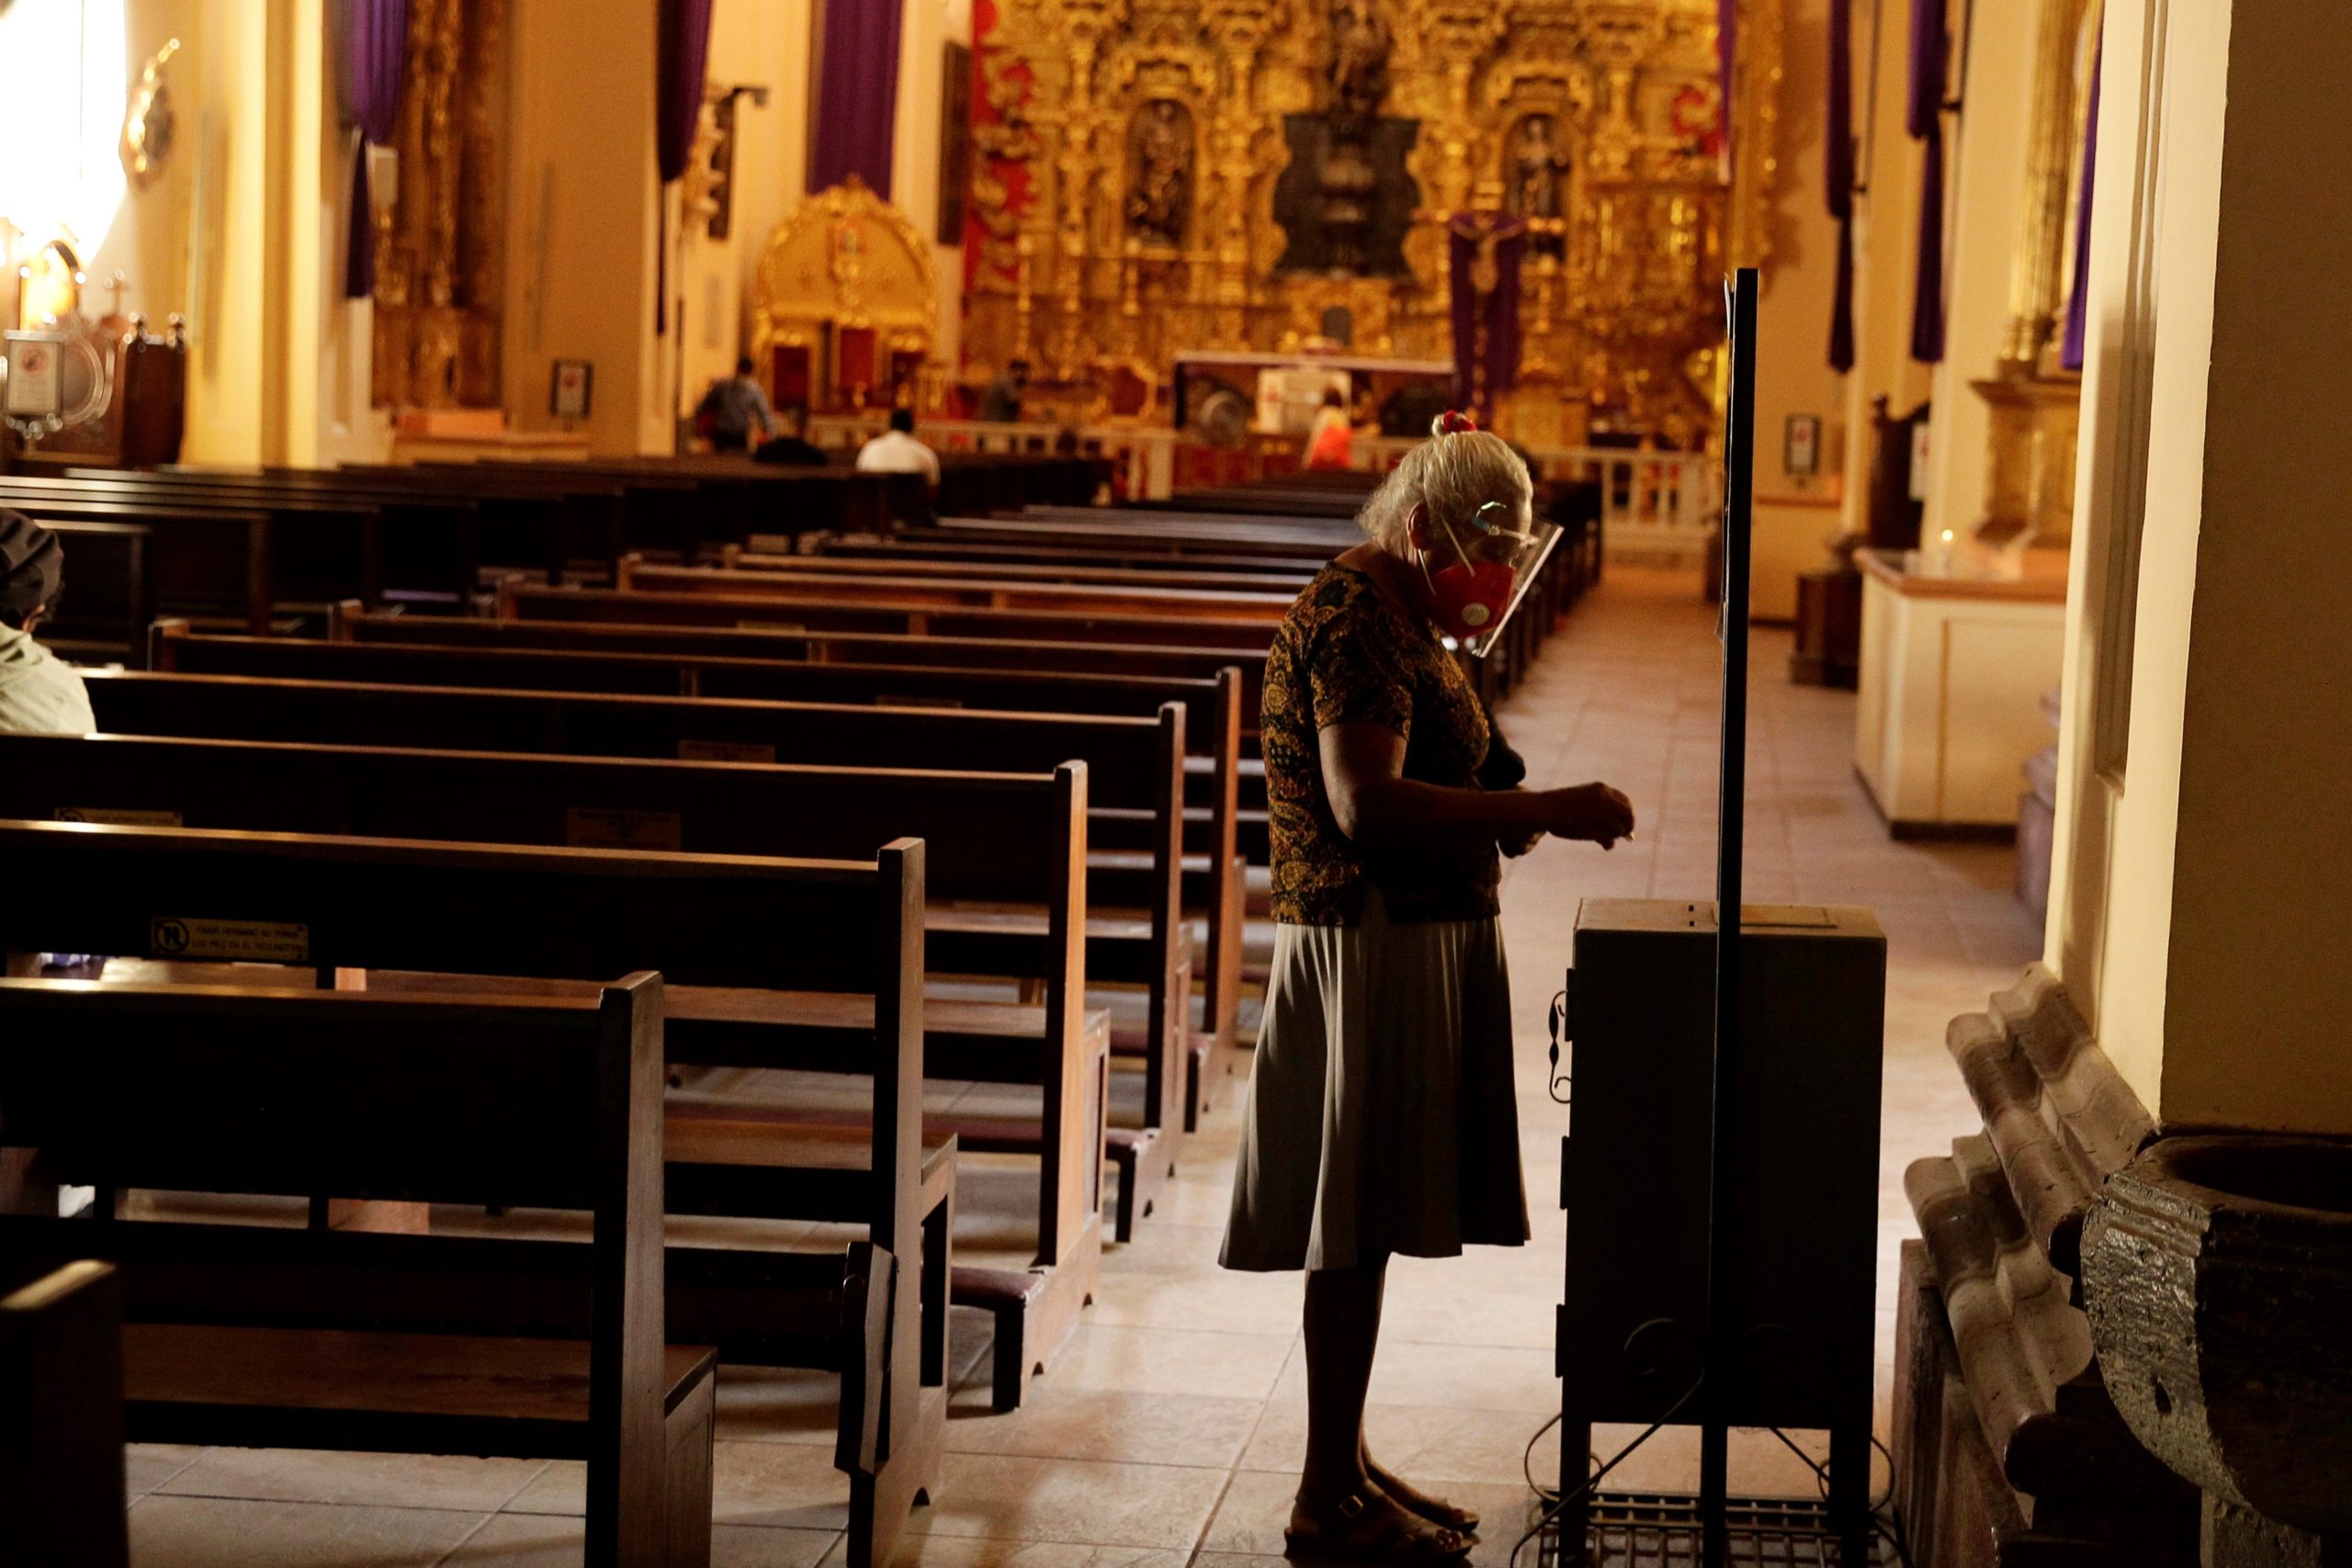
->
[[0, 0, 130, 257]]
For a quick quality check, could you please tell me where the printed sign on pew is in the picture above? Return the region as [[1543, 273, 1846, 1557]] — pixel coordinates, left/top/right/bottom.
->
[[149, 917, 311, 963]]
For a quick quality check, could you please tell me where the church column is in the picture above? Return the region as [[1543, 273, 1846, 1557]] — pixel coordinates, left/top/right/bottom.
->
[[2047, 0, 2352, 1135]]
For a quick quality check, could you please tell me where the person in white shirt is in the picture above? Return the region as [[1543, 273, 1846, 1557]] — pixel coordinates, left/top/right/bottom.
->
[[854, 407, 942, 488], [0, 510, 96, 737]]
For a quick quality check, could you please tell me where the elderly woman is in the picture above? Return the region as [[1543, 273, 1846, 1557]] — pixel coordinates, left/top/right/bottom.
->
[[1222, 420, 1634, 1560]]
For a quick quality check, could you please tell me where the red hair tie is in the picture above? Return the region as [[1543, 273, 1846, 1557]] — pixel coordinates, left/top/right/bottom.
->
[[1433, 410, 1479, 435]]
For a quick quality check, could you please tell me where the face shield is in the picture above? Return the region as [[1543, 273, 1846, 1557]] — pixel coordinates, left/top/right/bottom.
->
[[1424, 499, 1560, 658]]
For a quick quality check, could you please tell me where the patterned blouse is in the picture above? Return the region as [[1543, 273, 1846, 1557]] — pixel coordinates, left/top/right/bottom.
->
[[1263, 563, 1499, 925]]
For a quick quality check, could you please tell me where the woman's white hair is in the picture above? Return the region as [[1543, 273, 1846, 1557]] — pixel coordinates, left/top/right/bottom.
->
[[1355, 423, 1533, 556]]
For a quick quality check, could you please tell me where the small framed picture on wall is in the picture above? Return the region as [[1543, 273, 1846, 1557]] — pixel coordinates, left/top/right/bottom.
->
[[549, 359, 594, 421], [1783, 412, 1823, 478]]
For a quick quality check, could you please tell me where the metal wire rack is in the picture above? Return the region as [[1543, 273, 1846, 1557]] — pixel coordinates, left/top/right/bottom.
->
[[1535, 1491, 1884, 1568]]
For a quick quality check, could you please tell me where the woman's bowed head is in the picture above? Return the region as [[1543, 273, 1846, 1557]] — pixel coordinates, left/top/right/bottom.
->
[[1325, 418, 1635, 862]]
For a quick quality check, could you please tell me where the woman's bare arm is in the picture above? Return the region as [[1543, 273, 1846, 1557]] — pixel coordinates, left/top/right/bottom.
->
[[1318, 720, 1634, 853]]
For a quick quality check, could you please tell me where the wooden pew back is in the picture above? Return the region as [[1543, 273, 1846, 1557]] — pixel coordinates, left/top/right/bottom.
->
[[0, 1260, 129, 1568], [0, 972, 684, 1560]]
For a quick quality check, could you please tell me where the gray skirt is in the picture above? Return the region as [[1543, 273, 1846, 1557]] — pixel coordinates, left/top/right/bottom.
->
[[1220, 885, 1531, 1272]]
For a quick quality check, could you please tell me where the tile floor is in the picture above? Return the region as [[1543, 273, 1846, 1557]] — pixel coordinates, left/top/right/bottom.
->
[[121, 569, 2030, 1566]]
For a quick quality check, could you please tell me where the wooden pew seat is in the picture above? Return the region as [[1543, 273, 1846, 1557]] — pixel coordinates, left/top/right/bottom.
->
[[122, 1324, 717, 1451]]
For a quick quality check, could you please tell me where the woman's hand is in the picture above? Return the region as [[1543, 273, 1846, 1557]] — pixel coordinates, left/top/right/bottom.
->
[[1533, 783, 1636, 849]]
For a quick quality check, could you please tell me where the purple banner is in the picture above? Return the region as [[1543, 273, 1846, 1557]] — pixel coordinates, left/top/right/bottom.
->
[[2060, 42, 2100, 372], [1827, 0, 1855, 370], [1906, 0, 1949, 363], [658, 0, 717, 184], [809, 0, 906, 198], [343, 0, 411, 298]]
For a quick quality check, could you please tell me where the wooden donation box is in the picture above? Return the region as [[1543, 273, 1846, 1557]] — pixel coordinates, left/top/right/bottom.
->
[[1557, 899, 1884, 1526]]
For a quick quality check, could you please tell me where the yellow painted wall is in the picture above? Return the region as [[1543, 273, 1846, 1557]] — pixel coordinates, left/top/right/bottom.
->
[[2047, 0, 2352, 1134], [502, 0, 664, 454]]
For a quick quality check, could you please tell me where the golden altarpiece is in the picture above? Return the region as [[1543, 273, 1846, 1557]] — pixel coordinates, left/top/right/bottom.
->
[[962, 0, 1783, 443]]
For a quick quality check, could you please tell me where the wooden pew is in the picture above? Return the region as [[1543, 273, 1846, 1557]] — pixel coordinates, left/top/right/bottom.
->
[[292, 606, 1274, 716], [141, 462, 633, 588], [0, 1260, 129, 1568], [0, 473, 448, 618], [0, 829, 944, 1560], [0, 974, 722, 1566], [0, 746, 1102, 1409], [498, 581, 1281, 653], [1, 493, 273, 634], [614, 558, 1298, 624], [146, 617, 1276, 891], [426, 458, 895, 556], [81, 667, 1246, 1134], [805, 532, 1332, 578], [27, 519, 153, 664]]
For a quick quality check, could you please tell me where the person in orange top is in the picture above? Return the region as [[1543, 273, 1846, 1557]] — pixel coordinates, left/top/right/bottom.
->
[[1304, 388, 1355, 470]]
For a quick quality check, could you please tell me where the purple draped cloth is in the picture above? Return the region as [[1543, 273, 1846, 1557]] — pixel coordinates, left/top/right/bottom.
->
[[1447, 221, 1526, 416], [1826, 0, 1856, 370], [654, 0, 715, 334], [343, 0, 410, 298], [2060, 43, 2101, 371], [658, 0, 717, 183], [809, 0, 905, 197], [1906, 0, 1948, 362]]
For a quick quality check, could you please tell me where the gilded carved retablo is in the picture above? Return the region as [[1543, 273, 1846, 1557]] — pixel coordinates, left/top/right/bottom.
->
[[964, 0, 1782, 437]]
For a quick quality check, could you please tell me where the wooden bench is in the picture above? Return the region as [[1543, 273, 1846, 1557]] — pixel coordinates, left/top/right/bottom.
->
[[25, 519, 153, 664], [1, 493, 274, 634], [0, 745, 1103, 1410], [718, 544, 1317, 595], [81, 667, 1246, 1135], [265, 606, 1279, 709], [0, 1260, 128, 1568], [0, 829, 946, 1560], [498, 581, 1281, 654], [614, 557, 1297, 624], [0, 974, 723, 1566]]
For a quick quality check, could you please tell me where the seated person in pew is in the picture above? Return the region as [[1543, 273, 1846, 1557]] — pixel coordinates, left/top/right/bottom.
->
[[1220, 414, 1635, 1560], [0, 511, 95, 736], [753, 404, 830, 468], [0, 512, 101, 1002], [855, 406, 941, 488]]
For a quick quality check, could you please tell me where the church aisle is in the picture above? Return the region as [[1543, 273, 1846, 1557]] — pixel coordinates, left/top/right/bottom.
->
[[123, 569, 2029, 1567]]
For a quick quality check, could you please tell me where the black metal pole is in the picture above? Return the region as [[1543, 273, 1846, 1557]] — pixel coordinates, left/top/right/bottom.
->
[[1701, 267, 1759, 1568]]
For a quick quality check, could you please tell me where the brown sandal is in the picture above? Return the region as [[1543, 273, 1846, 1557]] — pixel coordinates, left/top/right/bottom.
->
[[1367, 1460, 1480, 1536], [1285, 1490, 1475, 1561]]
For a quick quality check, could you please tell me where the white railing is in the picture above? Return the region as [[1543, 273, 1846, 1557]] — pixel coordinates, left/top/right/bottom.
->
[[808, 415, 1181, 502], [1348, 435, 1719, 562], [806, 414, 1716, 548]]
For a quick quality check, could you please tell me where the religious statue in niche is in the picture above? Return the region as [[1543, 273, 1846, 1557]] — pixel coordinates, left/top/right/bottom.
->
[[1329, 0, 1392, 130], [1506, 116, 1568, 222], [1273, 0, 1417, 276], [1125, 100, 1193, 250]]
